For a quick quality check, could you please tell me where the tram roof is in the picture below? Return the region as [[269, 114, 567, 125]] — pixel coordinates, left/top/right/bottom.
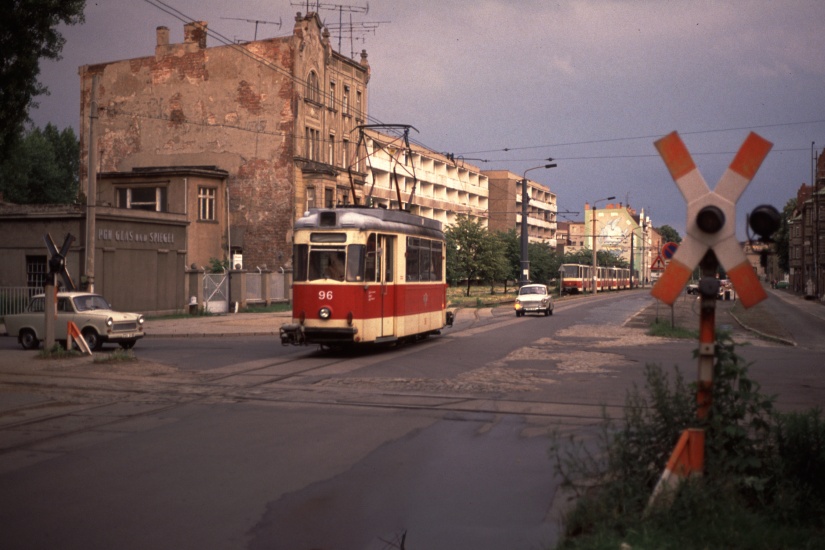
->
[[295, 207, 444, 239]]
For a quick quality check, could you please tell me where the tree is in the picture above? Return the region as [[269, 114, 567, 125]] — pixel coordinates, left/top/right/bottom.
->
[[495, 229, 521, 291], [774, 198, 797, 274], [0, 0, 86, 159], [0, 124, 79, 204], [526, 241, 558, 285], [478, 231, 510, 293], [656, 224, 682, 244], [446, 215, 489, 296]]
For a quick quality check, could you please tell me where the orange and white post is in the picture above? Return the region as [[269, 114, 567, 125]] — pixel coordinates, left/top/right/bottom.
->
[[647, 131, 772, 511]]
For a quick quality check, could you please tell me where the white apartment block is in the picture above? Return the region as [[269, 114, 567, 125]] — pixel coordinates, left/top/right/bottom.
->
[[362, 129, 489, 228]]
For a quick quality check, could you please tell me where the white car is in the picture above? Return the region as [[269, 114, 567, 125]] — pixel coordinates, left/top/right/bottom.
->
[[4, 292, 145, 351], [514, 284, 554, 317]]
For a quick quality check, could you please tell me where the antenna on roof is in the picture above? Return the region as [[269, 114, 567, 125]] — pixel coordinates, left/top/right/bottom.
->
[[290, 1, 375, 56], [221, 17, 282, 41]]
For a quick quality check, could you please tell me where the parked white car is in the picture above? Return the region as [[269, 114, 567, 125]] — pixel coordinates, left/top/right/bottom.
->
[[514, 284, 554, 317], [4, 292, 145, 350]]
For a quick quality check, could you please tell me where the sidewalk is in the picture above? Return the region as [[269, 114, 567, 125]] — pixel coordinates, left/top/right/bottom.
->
[[628, 286, 825, 346], [142, 307, 481, 338]]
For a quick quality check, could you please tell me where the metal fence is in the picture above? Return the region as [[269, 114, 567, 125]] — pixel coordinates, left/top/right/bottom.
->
[[246, 272, 263, 303], [0, 287, 38, 319], [270, 271, 287, 301]]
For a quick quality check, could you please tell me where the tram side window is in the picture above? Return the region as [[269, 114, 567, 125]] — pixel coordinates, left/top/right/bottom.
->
[[346, 244, 365, 282], [420, 241, 432, 281], [293, 245, 308, 281], [364, 234, 378, 282], [405, 238, 443, 282], [406, 238, 421, 282], [431, 241, 443, 281]]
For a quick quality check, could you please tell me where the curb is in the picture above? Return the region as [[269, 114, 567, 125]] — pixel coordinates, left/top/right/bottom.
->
[[727, 309, 796, 347]]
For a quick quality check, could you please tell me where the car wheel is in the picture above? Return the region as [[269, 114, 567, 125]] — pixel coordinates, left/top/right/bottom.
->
[[120, 340, 136, 350], [19, 329, 39, 350], [82, 328, 102, 351], [548, 308, 554, 316]]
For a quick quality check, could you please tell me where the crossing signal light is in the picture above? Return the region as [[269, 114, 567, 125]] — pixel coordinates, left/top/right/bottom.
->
[[696, 205, 725, 234], [748, 204, 781, 242]]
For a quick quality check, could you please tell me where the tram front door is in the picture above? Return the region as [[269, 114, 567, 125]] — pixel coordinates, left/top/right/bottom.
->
[[378, 235, 395, 338]]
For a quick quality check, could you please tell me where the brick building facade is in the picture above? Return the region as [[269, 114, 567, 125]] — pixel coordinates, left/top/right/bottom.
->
[[79, 13, 370, 273]]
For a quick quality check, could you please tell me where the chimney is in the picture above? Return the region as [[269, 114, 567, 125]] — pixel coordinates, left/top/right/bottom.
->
[[156, 26, 169, 47], [184, 21, 208, 49]]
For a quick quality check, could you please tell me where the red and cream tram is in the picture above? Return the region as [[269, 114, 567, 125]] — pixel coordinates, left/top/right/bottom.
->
[[280, 207, 451, 347], [560, 263, 632, 294]]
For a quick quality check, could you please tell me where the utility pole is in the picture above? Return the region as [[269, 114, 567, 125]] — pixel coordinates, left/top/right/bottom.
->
[[591, 196, 615, 293], [85, 75, 99, 293], [520, 161, 556, 286]]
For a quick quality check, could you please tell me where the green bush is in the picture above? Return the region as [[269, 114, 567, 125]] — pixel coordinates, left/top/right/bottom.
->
[[551, 334, 825, 548]]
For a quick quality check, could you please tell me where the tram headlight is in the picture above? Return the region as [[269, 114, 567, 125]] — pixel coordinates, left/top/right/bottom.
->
[[319, 307, 332, 320]]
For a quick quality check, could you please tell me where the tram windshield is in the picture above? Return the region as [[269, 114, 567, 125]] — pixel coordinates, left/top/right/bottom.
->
[[293, 244, 365, 282]]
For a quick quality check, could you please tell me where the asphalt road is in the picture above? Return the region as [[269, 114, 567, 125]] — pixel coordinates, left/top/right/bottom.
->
[[0, 288, 822, 549]]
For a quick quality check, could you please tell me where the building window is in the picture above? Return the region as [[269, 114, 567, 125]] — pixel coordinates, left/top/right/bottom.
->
[[325, 188, 334, 208], [306, 187, 316, 211], [306, 70, 320, 103], [342, 85, 350, 115], [356, 90, 362, 118], [328, 80, 336, 109], [342, 138, 350, 169], [328, 133, 336, 166], [305, 127, 320, 161], [198, 187, 216, 221], [117, 186, 167, 212], [26, 256, 47, 289]]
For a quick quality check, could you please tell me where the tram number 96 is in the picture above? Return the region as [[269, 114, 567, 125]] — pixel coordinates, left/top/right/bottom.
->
[[318, 290, 333, 300]]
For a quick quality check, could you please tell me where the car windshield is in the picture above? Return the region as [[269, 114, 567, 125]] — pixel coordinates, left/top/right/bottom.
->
[[73, 295, 112, 311], [520, 286, 546, 296]]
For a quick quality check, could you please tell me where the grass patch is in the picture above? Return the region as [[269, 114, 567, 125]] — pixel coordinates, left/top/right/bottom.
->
[[447, 283, 549, 308], [93, 348, 137, 363], [37, 345, 82, 359], [243, 302, 291, 313], [647, 319, 698, 339]]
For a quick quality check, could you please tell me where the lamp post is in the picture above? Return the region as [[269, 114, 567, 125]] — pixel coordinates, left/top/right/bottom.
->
[[591, 196, 615, 293], [519, 161, 556, 286]]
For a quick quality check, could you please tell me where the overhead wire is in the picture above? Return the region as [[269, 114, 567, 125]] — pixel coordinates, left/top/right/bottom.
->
[[141, 1, 824, 173]]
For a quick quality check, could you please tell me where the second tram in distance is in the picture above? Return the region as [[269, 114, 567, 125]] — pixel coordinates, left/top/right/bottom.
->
[[280, 207, 451, 347], [560, 263, 633, 294]]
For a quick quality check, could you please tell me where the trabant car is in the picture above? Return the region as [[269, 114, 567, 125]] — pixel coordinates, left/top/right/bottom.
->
[[514, 284, 554, 317], [4, 292, 145, 350]]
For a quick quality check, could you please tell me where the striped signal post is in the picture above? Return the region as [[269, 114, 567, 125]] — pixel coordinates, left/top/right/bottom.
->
[[646, 131, 772, 511]]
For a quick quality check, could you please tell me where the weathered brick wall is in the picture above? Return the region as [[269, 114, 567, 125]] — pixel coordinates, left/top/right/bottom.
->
[[78, 14, 369, 272]]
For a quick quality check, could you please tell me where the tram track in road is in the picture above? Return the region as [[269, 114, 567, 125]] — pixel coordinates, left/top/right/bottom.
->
[[0, 290, 654, 457], [0, 334, 621, 458]]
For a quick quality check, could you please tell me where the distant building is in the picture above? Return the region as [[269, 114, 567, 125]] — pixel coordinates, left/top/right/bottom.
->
[[484, 170, 557, 245], [788, 159, 825, 298], [361, 129, 489, 227], [584, 202, 654, 285]]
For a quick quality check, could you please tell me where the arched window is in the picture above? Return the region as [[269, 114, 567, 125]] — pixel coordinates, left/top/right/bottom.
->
[[306, 71, 320, 103]]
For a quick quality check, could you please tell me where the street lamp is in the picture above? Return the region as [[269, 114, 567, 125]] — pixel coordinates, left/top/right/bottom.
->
[[591, 195, 616, 293], [520, 160, 557, 286]]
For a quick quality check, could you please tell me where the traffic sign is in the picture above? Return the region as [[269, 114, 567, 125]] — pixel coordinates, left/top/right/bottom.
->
[[651, 254, 666, 272], [650, 131, 771, 308], [662, 241, 678, 260]]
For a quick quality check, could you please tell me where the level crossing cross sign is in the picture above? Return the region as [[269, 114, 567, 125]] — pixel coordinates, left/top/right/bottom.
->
[[650, 131, 772, 308]]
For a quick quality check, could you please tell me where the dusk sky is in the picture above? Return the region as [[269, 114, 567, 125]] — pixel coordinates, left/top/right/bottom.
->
[[29, 0, 825, 241]]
